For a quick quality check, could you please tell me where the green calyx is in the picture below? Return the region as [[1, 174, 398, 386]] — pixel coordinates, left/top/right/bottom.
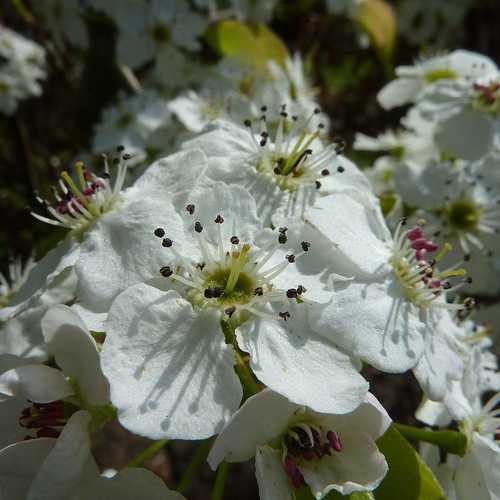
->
[[423, 68, 458, 83], [445, 198, 480, 231]]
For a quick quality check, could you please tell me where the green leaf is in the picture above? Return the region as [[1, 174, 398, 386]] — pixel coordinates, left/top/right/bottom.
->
[[206, 20, 289, 71], [374, 426, 446, 500], [355, 0, 396, 61]]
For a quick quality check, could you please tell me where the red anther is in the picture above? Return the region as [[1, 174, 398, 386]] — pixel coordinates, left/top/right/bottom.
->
[[406, 227, 423, 241], [327, 431, 342, 452], [36, 427, 61, 438], [429, 279, 442, 288], [83, 187, 94, 196], [83, 170, 92, 181]]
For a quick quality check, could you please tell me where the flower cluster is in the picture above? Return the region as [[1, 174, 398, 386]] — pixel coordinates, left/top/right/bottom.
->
[[1, 3, 499, 499]]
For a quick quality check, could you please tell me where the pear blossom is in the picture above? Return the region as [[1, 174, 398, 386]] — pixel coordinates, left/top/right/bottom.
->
[[92, 90, 174, 166], [305, 191, 473, 372], [0, 305, 109, 448], [377, 50, 497, 110], [208, 389, 390, 499], [101, 181, 368, 440], [183, 110, 372, 225], [0, 410, 185, 500], [0, 26, 46, 115], [0, 255, 35, 311]]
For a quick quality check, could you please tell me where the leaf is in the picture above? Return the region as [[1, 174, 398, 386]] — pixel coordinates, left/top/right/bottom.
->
[[206, 20, 289, 71], [356, 0, 396, 61], [374, 426, 446, 500]]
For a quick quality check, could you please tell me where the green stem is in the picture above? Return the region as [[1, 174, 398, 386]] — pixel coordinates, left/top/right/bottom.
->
[[234, 349, 261, 400], [394, 423, 467, 456], [176, 439, 212, 493], [126, 439, 169, 468], [210, 462, 229, 500]]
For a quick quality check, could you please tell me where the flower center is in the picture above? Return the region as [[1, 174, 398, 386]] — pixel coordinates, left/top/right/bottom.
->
[[460, 392, 500, 447], [389, 220, 471, 310], [423, 68, 458, 83], [243, 106, 344, 192], [32, 148, 130, 238], [446, 198, 480, 231], [155, 208, 311, 327], [280, 420, 342, 489], [472, 80, 500, 115], [19, 400, 77, 439]]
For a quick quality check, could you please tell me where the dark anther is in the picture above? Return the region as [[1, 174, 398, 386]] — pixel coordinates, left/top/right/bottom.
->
[[214, 214, 224, 224], [154, 227, 165, 238], [321, 169, 330, 176], [261, 131, 269, 138], [122, 153, 132, 161], [286, 254, 296, 263], [195, 221, 203, 233], [186, 204, 195, 215], [292, 115, 298, 121], [274, 167, 283, 175], [225, 306, 236, 318], [102, 172, 111, 179], [443, 281, 451, 290], [464, 254, 471, 262], [261, 105, 267, 112], [337, 166, 345, 173], [278, 233, 288, 244], [112, 157, 120, 165], [116, 145, 125, 152], [204, 288, 214, 298], [286, 288, 297, 298], [260, 138, 267, 147], [244, 119, 251, 127], [230, 236, 240, 245], [318, 123, 325, 129], [433, 231, 441, 237], [465, 277, 473, 284], [301, 241, 311, 252], [160, 266, 173, 277], [279, 311, 291, 321], [296, 285, 306, 295], [254, 287, 263, 296], [279, 227, 288, 234], [314, 108, 321, 114], [464, 297, 475, 309], [401, 217, 407, 226], [162, 238, 173, 248], [315, 181, 321, 189], [280, 111, 288, 118], [487, 250, 493, 257], [196, 262, 206, 270]]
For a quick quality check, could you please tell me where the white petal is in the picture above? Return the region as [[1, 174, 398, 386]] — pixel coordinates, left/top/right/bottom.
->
[[0, 438, 55, 500], [311, 280, 426, 372], [27, 410, 99, 500], [81, 468, 186, 500], [300, 431, 388, 496], [0, 396, 32, 449], [255, 445, 294, 500], [416, 399, 452, 427], [305, 192, 392, 278], [0, 365, 73, 403], [102, 284, 242, 440], [377, 78, 423, 109], [208, 389, 298, 468], [41, 305, 109, 406], [236, 305, 368, 414]]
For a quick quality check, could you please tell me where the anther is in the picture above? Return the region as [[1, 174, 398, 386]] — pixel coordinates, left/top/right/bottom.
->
[[286, 254, 296, 263], [318, 123, 325, 129], [254, 287, 263, 296], [337, 166, 345, 173], [194, 221, 203, 233], [296, 285, 306, 295], [464, 254, 471, 261], [214, 214, 224, 224], [162, 238, 173, 248], [225, 306, 236, 318], [315, 181, 321, 189], [314, 108, 321, 114], [160, 266, 173, 277], [116, 145, 125, 152], [321, 169, 330, 176], [278, 233, 288, 244], [279, 227, 288, 234], [301, 241, 311, 252], [279, 311, 291, 321], [230, 236, 240, 245], [261, 105, 267, 112], [186, 204, 195, 215], [122, 153, 132, 161], [465, 277, 473, 284], [244, 119, 251, 127], [154, 227, 165, 238], [286, 288, 297, 298]]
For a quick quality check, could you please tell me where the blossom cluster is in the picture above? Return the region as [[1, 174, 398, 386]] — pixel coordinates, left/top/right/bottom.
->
[[0, 2, 499, 499]]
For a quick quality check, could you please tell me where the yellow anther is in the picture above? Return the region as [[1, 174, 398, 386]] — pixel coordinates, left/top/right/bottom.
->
[[435, 242, 452, 262]]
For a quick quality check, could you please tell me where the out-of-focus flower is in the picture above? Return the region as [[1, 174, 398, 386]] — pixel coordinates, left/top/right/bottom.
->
[[0, 26, 46, 115]]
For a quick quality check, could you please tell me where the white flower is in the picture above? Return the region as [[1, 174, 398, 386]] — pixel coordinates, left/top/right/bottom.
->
[[0, 410, 185, 500], [0, 26, 46, 115], [101, 181, 368, 440], [92, 90, 173, 166], [208, 389, 390, 499], [377, 50, 497, 110], [306, 192, 473, 372], [0, 305, 109, 448], [183, 110, 372, 225], [0, 255, 35, 310], [108, 0, 206, 72]]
